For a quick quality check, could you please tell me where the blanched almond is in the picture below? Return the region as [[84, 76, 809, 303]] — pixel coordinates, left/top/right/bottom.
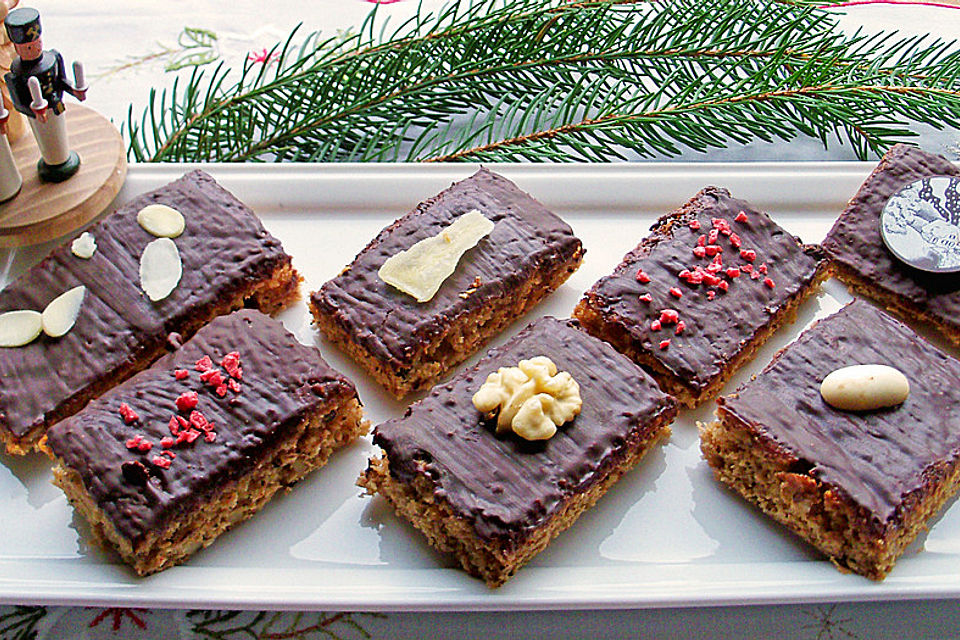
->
[[140, 238, 182, 301], [41, 286, 86, 338], [137, 204, 186, 238], [0, 310, 42, 347]]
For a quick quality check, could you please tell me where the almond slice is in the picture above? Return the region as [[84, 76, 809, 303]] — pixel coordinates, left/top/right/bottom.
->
[[42, 285, 86, 338], [378, 209, 495, 302], [140, 238, 183, 301], [137, 204, 186, 238], [0, 310, 42, 347], [71, 232, 97, 259]]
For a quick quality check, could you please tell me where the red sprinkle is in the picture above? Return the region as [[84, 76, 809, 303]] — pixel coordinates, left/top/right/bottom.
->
[[734, 210, 749, 223], [707, 229, 720, 245], [176, 391, 199, 412], [659, 339, 671, 350], [215, 384, 228, 397], [160, 437, 176, 448], [659, 309, 680, 324], [174, 369, 189, 381], [729, 233, 742, 249], [638, 293, 653, 303], [195, 356, 214, 372], [669, 287, 683, 299], [717, 280, 730, 292], [758, 263, 768, 274], [118, 402, 139, 424], [740, 249, 757, 262], [650, 320, 662, 332], [635, 269, 651, 284], [693, 246, 707, 258], [707, 290, 716, 300], [221, 352, 242, 380], [726, 267, 741, 278], [204, 431, 217, 443], [688, 219, 701, 230], [675, 321, 686, 335], [704, 245, 722, 257], [151, 456, 172, 470], [764, 277, 775, 289]]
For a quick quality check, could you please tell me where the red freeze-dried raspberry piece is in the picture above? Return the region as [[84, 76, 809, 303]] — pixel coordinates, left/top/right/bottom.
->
[[635, 269, 651, 284], [729, 233, 742, 249], [688, 219, 701, 230], [125, 435, 142, 450], [741, 264, 754, 273], [151, 456, 172, 470], [726, 267, 741, 278], [176, 391, 199, 412], [638, 293, 653, 303], [228, 379, 242, 393], [707, 229, 719, 245], [221, 352, 242, 379], [174, 369, 189, 381], [118, 402, 139, 424], [161, 437, 176, 448], [199, 368, 224, 387], [659, 339, 671, 350], [764, 277, 775, 289], [758, 263, 768, 274], [650, 320, 662, 332], [702, 273, 722, 287], [675, 321, 686, 335], [659, 309, 679, 324], [204, 431, 217, 443], [190, 410, 212, 431], [693, 246, 706, 258], [195, 356, 214, 372], [215, 384, 228, 397], [751, 270, 762, 280], [706, 261, 722, 274], [177, 415, 190, 429], [137, 440, 153, 452], [168, 416, 180, 436], [177, 429, 201, 444], [696, 235, 706, 247], [162, 450, 176, 459], [717, 280, 730, 292], [707, 290, 716, 300], [669, 287, 682, 299], [740, 249, 757, 262], [704, 245, 722, 257], [735, 210, 749, 223]]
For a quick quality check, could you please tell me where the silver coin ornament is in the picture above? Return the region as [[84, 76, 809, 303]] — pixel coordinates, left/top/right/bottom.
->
[[880, 176, 960, 274]]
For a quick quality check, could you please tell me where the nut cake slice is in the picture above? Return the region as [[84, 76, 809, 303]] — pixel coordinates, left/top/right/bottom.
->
[[359, 316, 677, 587], [310, 169, 584, 398], [821, 144, 960, 346], [701, 301, 960, 580], [43, 310, 366, 576], [574, 186, 829, 407], [0, 170, 301, 454]]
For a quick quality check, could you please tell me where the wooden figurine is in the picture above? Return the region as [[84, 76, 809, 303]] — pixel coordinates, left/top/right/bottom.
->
[[0, 0, 25, 144], [0, 98, 20, 202], [4, 7, 87, 183]]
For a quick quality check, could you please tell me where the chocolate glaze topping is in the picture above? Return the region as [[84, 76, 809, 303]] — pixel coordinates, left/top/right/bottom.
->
[[45, 310, 357, 544], [0, 170, 291, 442], [311, 169, 582, 370], [373, 317, 677, 547], [718, 301, 960, 532], [822, 144, 960, 332], [582, 187, 825, 393]]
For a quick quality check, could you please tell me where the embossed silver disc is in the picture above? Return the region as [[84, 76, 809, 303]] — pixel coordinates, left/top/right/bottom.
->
[[880, 176, 960, 273]]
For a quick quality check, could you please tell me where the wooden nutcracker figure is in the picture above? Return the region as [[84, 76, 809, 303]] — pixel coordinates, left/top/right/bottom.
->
[[4, 7, 87, 183]]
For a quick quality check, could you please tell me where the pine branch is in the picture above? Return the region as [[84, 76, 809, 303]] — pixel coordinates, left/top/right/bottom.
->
[[125, 0, 960, 163]]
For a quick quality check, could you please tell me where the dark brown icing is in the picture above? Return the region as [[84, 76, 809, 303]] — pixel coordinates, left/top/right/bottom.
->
[[372, 316, 677, 547], [581, 186, 825, 394], [822, 144, 960, 330], [311, 168, 582, 372], [718, 300, 960, 532], [44, 310, 358, 544], [0, 170, 291, 443]]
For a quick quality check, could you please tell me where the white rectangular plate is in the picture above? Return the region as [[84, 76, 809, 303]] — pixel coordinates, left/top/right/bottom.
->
[[3, 162, 958, 612]]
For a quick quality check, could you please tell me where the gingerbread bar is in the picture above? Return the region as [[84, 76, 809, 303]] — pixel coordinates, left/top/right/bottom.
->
[[359, 316, 677, 587], [0, 170, 300, 454], [701, 301, 960, 580], [310, 169, 583, 398], [574, 186, 829, 407], [822, 144, 960, 346], [43, 310, 366, 576]]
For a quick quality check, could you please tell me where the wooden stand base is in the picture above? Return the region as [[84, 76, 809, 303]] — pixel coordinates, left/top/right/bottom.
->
[[0, 103, 127, 248]]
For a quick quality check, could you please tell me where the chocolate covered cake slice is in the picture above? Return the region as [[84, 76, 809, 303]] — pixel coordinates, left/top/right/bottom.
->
[[359, 316, 677, 587], [43, 310, 366, 576], [822, 144, 960, 346], [701, 301, 960, 580], [310, 169, 584, 398], [0, 170, 300, 454], [574, 186, 829, 407]]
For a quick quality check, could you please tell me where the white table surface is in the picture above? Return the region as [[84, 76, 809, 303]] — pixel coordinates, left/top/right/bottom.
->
[[2, 1, 960, 638]]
